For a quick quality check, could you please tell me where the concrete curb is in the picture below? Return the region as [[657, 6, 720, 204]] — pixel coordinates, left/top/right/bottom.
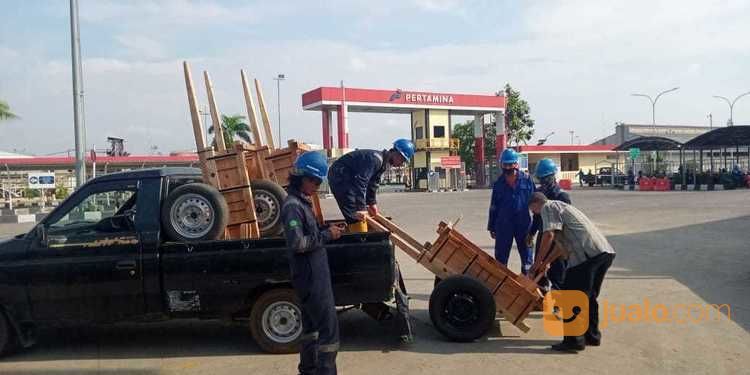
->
[[0, 213, 47, 224]]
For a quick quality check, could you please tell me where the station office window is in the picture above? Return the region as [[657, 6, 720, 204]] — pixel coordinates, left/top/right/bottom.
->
[[415, 127, 424, 139], [433, 126, 446, 138], [560, 153, 579, 171]]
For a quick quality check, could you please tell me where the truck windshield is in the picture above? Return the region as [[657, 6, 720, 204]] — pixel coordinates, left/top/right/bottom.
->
[[48, 190, 136, 229]]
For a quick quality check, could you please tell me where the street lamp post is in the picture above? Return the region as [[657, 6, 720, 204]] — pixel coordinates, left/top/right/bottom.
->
[[631, 87, 679, 175], [273, 74, 286, 143], [631, 87, 680, 131], [712, 91, 750, 126], [536, 131, 554, 145], [69, 0, 86, 187]]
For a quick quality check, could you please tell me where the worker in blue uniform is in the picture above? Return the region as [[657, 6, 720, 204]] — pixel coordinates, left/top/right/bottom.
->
[[327, 138, 416, 343], [281, 151, 345, 375], [529, 158, 571, 291], [487, 148, 535, 275], [328, 138, 415, 226]]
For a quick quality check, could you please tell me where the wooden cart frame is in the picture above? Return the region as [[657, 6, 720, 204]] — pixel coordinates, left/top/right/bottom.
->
[[183, 61, 321, 239], [368, 214, 561, 333]]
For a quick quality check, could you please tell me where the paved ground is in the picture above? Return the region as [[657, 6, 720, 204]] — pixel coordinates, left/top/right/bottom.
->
[[1, 188, 749, 374]]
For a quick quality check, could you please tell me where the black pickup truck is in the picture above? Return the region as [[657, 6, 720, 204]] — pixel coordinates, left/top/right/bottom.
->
[[0, 168, 395, 355]]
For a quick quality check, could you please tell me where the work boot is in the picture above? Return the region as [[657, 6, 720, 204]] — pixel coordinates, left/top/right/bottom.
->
[[550, 342, 585, 353], [585, 337, 601, 346]]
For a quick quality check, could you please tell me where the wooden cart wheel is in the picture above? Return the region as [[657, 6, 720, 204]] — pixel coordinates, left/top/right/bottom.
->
[[429, 275, 496, 342]]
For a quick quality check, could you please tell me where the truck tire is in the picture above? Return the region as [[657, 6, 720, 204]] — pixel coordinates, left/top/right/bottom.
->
[[249, 288, 303, 354], [251, 180, 287, 237], [161, 183, 229, 241], [429, 275, 496, 342]]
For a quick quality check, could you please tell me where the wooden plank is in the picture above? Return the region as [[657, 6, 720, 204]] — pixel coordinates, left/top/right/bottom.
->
[[240, 70, 263, 147], [530, 242, 567, 282], [204, 70, 226, 152], [182, 61, 213, 183], [243, 146, 269, 181], [365, 216, 387, 233], [209, 151, 246, 190], [366, 217, 423, 261], [254, 78, 275, 151], [498, 311, 531, 332], [310, 193, 324, 226], [373, 215, 426, 252], [232, 146, 259, 237]]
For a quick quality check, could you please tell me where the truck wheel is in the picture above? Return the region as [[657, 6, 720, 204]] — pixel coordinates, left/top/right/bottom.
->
[[249, 288, 303, 354], [428, 275, 496, 342], [161, 183, 229, 241], [251, 180, 287, 237]]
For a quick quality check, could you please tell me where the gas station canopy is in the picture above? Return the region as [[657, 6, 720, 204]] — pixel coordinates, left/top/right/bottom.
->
[[614, 136, 684, 151], [684, 125, 750, 149], [302, 86, 506, 189], [302, 87, 505, 116]]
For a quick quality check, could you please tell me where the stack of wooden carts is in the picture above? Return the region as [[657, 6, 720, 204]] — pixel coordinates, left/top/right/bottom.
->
[[182, 61, 321, 239], [368, 214, 554, 333]]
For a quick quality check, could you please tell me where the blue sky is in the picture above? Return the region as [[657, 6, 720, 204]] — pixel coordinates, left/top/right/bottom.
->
[[1, 0, 749, 154]]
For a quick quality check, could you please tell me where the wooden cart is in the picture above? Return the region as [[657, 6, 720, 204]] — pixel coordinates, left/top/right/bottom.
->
[[367, 214, 559, 337], [182, 61, 321, 239]]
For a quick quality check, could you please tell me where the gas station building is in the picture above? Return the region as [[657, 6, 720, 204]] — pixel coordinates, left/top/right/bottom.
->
[[302, 87, 506, 189]]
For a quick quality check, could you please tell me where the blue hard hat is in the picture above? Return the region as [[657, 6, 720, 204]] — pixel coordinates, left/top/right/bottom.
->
[[393, 138, 416, 160], [293, 151, 328, 180], [535, 158, 557, 178], [499, 148, 519, 164]]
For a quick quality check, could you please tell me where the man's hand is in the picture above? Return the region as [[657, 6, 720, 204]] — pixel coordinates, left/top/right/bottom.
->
[[367, 204, 379, 217], [490, 231, 496, 239], [354, 211, 368, 221], [328, 224, 345, 240], [525, 234, 535, 247]]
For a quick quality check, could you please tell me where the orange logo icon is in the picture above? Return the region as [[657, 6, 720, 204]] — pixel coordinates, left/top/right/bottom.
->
[[543, 290, 589, 336]]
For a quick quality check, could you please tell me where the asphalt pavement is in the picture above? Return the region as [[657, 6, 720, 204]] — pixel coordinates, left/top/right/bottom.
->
[[0, 188, 748, 374]]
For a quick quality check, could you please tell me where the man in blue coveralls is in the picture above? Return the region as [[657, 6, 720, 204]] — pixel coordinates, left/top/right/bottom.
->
[[487, 148, 535, 275], [327, 138, 416, 343], [281, 151, 345, 375], [327, 138, 416, 226]]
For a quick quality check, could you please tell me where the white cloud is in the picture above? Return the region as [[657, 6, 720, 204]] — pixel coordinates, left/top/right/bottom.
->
[[115, 35, 167, 60], [412, 0, 462, 12], [4, 0, 750, 155], [78, 0, 289, 26]]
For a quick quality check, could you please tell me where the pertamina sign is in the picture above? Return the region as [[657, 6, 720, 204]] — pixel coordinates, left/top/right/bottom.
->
[[404, 92, 454, 104]]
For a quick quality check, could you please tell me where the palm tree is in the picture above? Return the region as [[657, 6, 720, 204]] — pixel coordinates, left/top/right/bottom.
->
[[208, 114, 253, 148], [0, 100, 19, 121]]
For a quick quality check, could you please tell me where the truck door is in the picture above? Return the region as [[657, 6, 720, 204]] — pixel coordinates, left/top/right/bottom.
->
[[27, 180, 144, 323]]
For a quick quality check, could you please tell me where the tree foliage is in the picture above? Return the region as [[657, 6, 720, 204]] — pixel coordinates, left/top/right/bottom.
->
[[452, 120, 501, 173], [452, 121, 475, 171], [0, 100, 19, 121], [208, 114, 253, 147], [496, 83, 534, 146]]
